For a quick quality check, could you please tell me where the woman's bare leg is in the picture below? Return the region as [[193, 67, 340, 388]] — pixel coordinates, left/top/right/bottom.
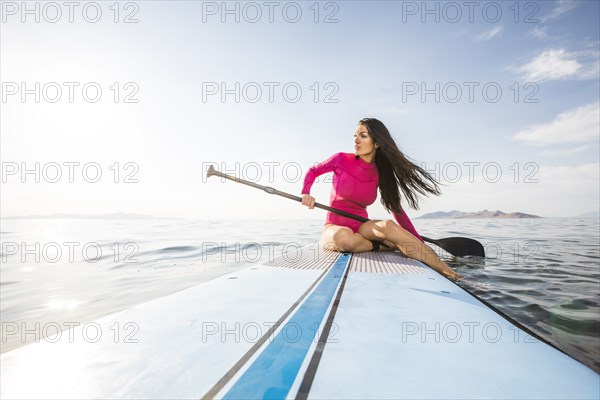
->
[[321, 224, 374, 252], [358, 220, 461, 280]]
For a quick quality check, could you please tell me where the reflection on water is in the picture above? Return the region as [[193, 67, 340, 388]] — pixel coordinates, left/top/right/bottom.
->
[[1, 217, 598, 373]]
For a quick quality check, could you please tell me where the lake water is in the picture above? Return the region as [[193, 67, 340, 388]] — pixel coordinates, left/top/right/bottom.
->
[[1, 217, 598, 373]]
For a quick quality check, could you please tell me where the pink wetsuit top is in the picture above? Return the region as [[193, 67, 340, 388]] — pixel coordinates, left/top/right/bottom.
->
[[301, 152, 424, 242]]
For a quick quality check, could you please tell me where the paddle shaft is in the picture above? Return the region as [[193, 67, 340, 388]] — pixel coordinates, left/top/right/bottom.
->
[[207, 165, 371, 223]]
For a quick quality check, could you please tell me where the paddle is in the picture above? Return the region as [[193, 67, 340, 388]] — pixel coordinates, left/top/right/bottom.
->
[[206, 165, 485, 257]]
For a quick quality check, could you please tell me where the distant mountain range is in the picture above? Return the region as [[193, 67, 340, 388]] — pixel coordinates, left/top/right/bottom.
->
[[418, 210, 542, 219]]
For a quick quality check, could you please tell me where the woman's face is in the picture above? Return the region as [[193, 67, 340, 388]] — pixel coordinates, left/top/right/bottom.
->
[[354, 124, 377, 159]]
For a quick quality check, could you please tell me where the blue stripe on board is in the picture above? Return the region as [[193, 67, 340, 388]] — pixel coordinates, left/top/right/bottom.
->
[[222, 252, 351, 400]]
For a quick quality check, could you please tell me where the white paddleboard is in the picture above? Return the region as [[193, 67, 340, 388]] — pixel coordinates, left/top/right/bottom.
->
[[1, 245, 598, 399]]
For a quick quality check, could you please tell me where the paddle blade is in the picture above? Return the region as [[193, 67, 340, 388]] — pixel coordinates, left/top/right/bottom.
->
[[423, 236, 486, 258]]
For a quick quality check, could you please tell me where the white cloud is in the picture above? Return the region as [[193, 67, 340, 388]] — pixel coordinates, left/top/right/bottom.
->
[[516, 49, 583, 81], [539, 163, 599, 181], [541, 145, 591, 157], [528, 26, 549, 40], [541, 0, 578, 22], [475, 26, 503, 41], [513, 102, 600, 145]]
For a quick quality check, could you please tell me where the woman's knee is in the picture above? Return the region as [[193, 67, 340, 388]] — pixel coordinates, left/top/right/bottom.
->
[[375, 219, 399, 235], [378, 220, 418, 243], [322, 226, 357, 252], [336, 233, 360, 252], [325, 228, 361, 252]]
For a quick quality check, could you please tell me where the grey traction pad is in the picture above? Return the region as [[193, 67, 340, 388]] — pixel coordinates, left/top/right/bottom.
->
[[265, 246, 427, 274], [349, 251, 427, 274], [263, 247, 339, 270]]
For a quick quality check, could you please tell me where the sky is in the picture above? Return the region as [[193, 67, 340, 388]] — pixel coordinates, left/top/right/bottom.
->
[[1, 0, 599, 219]]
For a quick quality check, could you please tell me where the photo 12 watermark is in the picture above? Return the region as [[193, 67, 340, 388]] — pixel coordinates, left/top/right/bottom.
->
[[419, 161, 540, 184], [401, 81, 539, 104], [1, 1, 140, 24], [1, 82, 140, 103], [201, 320, 339, 344], [201, 161, 309, 184], [1, 321, 140, 344], [1, 241, 140, 264], [485, 240, 540, 263], [200, 82, 339, 104], [399, 320, 541, 344], [439, 240, 540, 263], [2, 161, 140, 184], [200, 1, 339, 23], [200, 241, 323, 264], [400, 1, 540, 24]]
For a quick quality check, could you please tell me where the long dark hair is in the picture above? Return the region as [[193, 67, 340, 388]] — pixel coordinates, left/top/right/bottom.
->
[[359, 118, 442, 212]]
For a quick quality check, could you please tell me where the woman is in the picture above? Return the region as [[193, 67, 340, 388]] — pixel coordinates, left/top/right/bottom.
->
[[300, 118, 461, 281]]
